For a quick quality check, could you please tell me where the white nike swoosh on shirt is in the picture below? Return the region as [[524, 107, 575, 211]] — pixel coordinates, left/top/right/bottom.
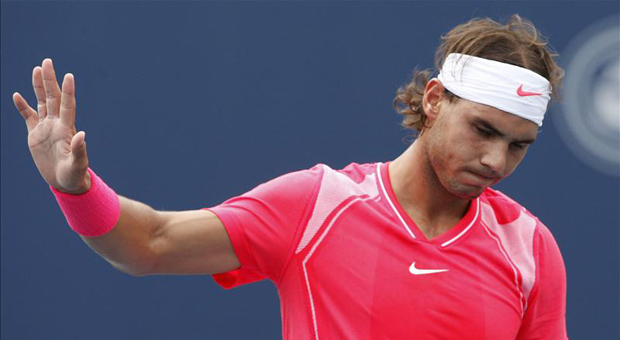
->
[[409, 262, 449, 275]]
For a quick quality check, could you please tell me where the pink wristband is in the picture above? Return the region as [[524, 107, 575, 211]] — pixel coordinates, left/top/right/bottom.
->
[[50, 168, 121, 237]]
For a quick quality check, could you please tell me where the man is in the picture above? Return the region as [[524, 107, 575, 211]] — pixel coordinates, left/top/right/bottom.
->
[[13, 14, 567, 340]]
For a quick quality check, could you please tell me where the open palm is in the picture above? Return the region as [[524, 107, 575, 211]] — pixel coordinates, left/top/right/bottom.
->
[[13, 59, 90, 194]]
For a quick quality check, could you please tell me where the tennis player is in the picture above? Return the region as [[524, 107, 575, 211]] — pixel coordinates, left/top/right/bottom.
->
[[13, 14, 567, 340]]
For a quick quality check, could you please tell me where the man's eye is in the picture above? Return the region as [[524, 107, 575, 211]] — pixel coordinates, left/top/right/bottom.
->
[[511, 143, 526, 150], [476, 127, 493, 137]]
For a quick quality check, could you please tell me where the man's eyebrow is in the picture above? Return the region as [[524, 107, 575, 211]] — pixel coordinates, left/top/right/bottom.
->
[[473, 117, 537, 144]]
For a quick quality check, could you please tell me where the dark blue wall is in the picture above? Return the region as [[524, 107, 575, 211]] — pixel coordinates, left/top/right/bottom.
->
[[2, 2, 618, 339]]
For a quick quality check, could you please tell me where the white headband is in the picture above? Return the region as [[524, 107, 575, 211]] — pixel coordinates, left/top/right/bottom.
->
[[437, 53, 551, 126]]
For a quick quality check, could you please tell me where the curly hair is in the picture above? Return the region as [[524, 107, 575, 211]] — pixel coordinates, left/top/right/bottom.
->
[[394, 14, 565, 133]]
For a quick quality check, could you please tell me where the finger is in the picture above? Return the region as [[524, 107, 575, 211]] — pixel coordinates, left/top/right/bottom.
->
[[70, 131, 88, 167], [32, 66, 47, 119], [60, 73, 76, 127], [13, 92, 39, 132], [41, 58, 62, 118]]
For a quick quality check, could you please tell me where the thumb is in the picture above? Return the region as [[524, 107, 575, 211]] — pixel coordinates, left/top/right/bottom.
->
[[70, 131, 88, 164]]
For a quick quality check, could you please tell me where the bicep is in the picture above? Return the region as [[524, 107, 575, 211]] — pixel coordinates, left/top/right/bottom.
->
[[147, 209, 240, 275]]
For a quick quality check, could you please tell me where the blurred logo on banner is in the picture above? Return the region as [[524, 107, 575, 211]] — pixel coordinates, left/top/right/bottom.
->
[[554, 15, 620, 177]]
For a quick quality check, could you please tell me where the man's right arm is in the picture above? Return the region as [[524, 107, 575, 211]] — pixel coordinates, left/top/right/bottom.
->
[[13, 58, 240, 278], [79, 196, 240, 277]]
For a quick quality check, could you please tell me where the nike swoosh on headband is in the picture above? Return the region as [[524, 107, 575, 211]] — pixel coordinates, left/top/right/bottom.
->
[[516, 85, 543, 97]]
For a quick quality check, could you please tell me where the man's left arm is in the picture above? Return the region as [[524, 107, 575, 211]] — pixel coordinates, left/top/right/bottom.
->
[[516, 223, 568, 340]]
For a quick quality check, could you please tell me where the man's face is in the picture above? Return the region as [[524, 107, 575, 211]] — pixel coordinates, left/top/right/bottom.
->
[[422, 97, 539, 200]]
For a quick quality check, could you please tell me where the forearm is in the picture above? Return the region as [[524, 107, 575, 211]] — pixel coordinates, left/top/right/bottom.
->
[[15, 60, 169, 277], [78, 195, 162, 276]]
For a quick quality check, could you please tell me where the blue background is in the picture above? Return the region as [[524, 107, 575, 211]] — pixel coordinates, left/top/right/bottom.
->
[[2, 1, 618, 339]]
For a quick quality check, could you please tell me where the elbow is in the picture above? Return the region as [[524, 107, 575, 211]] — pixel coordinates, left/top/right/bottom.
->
[[109, 260, 153, 277], [110, 241, 160, 277], [124, 267, 151, 277], [127, 269, 151, 277]]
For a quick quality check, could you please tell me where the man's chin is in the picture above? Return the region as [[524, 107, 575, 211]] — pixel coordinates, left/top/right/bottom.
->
[[456, 192, 484, 200], [449, 184, 486, 200]]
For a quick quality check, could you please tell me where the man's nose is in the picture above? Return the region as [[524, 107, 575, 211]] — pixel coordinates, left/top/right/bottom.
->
[[480, 143, 507, 176]]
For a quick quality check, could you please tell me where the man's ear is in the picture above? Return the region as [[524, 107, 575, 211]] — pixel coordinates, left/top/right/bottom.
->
[[421, 78, 446, 124]]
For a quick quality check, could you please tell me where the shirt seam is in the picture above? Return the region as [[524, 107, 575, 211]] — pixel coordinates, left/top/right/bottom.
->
[[274, 165, 325, 288]]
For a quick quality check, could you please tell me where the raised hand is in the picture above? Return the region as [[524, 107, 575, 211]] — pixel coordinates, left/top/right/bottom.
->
[[13, 59, 91, 194]]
